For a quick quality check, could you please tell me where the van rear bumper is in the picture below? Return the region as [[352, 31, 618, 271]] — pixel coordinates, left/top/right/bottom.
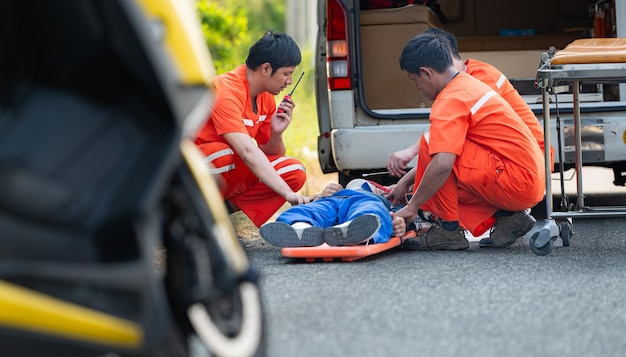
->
[[330, 125, 428, 172], [328, 110, 626, 173]]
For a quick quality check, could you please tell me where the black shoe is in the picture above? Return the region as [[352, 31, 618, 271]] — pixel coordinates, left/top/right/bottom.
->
[[403, 223, 468, 251], [479, 211, 536, 248], [259, 222, 324, 247], [324, 214, 381, 246]]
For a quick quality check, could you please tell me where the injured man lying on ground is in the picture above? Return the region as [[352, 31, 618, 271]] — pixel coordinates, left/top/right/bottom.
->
[[259, 179, 408, 248]]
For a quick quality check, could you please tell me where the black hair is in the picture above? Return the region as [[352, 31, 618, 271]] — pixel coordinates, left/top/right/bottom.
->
[[246, 30, 301, 74], [423, 28, 461, 60], [399, 32, 453, 74]]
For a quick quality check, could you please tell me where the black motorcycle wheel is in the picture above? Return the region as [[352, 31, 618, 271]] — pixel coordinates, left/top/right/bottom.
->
[[164, 163, 266, 357], [187, 281, 263, 357]]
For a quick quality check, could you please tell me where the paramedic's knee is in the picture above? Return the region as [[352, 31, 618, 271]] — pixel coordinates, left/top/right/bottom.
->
[[276, 157, 307, 192]]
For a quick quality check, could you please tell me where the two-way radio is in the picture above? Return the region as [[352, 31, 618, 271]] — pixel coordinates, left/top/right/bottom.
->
[[277, 72, 305, 113]]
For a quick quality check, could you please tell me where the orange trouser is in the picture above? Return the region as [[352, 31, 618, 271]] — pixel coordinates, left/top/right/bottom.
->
[[416, 135, 545, 236], [198, 142, 306, 227]]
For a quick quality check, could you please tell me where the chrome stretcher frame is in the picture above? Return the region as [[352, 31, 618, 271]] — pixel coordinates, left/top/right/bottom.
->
[[532, 58, 626, 256]]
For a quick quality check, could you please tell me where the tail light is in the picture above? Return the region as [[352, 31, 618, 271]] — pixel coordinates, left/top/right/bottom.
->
[[326, 0, 351, 90]]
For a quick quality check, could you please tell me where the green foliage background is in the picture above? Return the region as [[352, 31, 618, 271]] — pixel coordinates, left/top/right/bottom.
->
[[196, 0, 325, 193], [196, 0, 286, 74]]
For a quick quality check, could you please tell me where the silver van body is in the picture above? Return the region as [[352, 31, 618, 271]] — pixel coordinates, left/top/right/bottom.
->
[[315, 0, 626, 186]]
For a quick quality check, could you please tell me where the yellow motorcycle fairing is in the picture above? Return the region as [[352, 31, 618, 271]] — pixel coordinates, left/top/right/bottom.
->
[[136, 0, 215, 86], [180, 140, 250, 274], [0, 280, 142, 349], [136, 0, 251, 278]]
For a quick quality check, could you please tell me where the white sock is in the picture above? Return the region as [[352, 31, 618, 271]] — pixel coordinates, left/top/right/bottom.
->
[[335, 220, 351, 229], [291, 222, 313, 229]]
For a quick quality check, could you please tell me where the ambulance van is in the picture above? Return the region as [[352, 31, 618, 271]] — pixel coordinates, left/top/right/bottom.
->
[[315, 0, 626, 187]]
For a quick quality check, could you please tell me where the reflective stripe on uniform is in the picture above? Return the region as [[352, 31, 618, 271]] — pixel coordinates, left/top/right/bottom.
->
[[270, 156, 306, 175], [210, 164, 235, 174], [276, 163, 306, 175], [496, 74, 506, 89], [205, 148, 235, 173], [470, 90, 497, 115], [270, 156, 290, 166], [204, 148, 234, 163]]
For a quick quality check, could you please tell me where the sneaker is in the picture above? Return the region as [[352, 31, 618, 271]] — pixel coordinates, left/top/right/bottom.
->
[[479, 211, 536, 248], [402, 222, 468, 251], [259, 222, 324, 247], [324, 214, 381, 246]]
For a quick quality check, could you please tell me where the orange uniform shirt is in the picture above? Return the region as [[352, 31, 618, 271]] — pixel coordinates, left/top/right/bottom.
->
[[195, 64, 275, 148], [193, 64, 306, 227], [465, 58, 554, 168], [422, 72, 545, 233], [429, 72, 543, 181]]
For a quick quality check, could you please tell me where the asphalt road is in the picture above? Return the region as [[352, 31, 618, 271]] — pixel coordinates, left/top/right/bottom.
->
[[246, 168, 626, 357]]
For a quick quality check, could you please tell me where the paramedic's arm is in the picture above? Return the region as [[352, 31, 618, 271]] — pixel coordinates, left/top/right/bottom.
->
[[259, 98, 295, 155], [386, 141, 419, 177], [224, 132, 309, 205], [394, 152, 456, 223], [386, 166, 416, 207]]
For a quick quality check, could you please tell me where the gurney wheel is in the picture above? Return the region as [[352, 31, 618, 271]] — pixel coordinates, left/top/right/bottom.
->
[[558, 220, 572, 247], [529, 230, 554, 256]]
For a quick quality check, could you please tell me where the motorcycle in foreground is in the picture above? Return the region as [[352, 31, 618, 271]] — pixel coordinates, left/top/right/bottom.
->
[[0, 0, 265, 356]]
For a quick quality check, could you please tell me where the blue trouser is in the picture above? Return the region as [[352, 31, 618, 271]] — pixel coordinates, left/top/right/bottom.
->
[[276, 189, 393, 243]]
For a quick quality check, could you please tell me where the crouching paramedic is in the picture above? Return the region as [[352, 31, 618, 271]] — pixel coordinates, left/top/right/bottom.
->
[[195, 30, 309, 227], [389, 31, 545, 251]]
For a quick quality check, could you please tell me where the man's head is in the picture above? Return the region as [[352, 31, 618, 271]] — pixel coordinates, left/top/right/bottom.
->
[[246, 30, 301, 95], [345, 179, 390, 195], [246, 30, 301, 72], [423, 28, 462, 60], [399, 32, 456, 100]]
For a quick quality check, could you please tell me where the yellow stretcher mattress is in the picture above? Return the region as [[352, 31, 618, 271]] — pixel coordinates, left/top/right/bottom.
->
[[551, 38, 626, 65]]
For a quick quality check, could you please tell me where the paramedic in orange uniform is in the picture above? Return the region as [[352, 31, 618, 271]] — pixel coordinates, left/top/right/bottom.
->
[[390, 32, 545, 250], [195, 30, 309, 227], [387, 28, 553, 177]]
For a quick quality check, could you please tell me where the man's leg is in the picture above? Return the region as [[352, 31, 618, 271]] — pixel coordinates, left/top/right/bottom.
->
[[325, 193, 389, 245], [403, 135, 469, 251], [198, 143, 305, 227], [259, 199, 338, 248], [228, 155, 307, 227], [454, 140, 540, 248]]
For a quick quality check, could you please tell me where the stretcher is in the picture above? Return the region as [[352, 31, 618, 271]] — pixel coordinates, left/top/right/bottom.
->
[[532, 38, 626, 256], [279, 216, 490, 261], [281, 229, 421, 262]]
